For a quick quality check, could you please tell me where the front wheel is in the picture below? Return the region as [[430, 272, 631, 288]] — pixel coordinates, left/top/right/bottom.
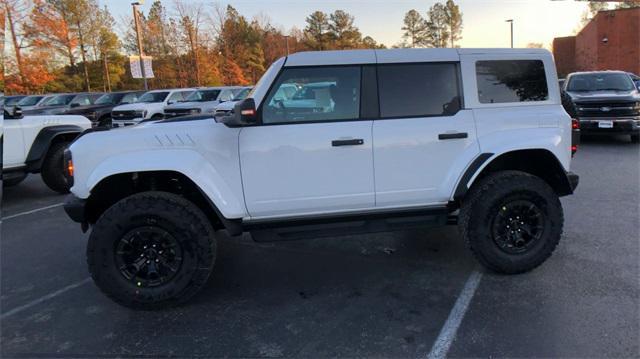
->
[[459, 170, 563, 274], [87, 191, 217, 309], [41, 141, 71, 194]]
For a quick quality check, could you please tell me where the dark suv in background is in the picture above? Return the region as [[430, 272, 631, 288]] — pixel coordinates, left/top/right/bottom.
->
[[63, 90, 146, 127], [565, 71, 640, 142], [23, 92, 104, 115]]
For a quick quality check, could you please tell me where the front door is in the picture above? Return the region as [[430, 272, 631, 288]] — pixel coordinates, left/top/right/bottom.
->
[[3, 118, 26, 169], [239, 65, 375, 218]]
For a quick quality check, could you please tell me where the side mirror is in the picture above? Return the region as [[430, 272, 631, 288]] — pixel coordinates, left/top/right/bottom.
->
[[12, 106, 23, 118], [220, 98, 258, 127]]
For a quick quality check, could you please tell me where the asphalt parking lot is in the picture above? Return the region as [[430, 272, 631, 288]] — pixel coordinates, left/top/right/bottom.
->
[[1, 135, 638, 358]]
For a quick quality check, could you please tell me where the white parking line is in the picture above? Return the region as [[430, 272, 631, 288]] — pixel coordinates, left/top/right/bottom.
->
[[427, 270, 483, 359], [1, 203, 64, 220], [0, 277, 92, 320]]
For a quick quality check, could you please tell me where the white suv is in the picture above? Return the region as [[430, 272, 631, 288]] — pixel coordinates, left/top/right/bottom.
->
[[163, 87, 245, 118], [111, 88, 195, 127], [64, 48, 579, 309]]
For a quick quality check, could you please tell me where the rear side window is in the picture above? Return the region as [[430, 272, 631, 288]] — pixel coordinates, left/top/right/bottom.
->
[[377, 63, 461, 118], [476, 60, 548, 104]]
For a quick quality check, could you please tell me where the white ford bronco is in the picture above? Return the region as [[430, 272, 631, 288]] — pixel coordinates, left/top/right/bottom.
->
[[64, 48, 579, 309], [3, 107, 91, 192]]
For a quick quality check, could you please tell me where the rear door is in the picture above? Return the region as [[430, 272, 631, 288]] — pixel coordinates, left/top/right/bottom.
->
[[372, 59, 480, 207], [239, 65, 376, 218]]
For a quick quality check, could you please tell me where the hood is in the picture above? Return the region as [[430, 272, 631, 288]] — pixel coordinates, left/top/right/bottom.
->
[[23, 104, 67, 115], [215, 100, 239, 111], [165, 100, 220, 110], [112, 103, 157, 112], [64, 103, 114, 114], [567, 89, 640, 103]]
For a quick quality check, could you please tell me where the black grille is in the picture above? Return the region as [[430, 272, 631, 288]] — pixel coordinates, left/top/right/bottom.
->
[[575, 101, 639, 118], [112, 110, 142, 121]]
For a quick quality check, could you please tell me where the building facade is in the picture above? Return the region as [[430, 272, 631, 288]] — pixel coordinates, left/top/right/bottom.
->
[[553, 7, 640, 77]]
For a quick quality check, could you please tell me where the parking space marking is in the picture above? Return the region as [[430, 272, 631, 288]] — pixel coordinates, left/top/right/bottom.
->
[[426, 270, 482, 359], [0, 278, 91, 320], [1, 203, 64, 220]]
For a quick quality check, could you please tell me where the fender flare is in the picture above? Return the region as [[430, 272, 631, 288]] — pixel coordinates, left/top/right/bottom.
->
[[82, 149, 247, 219], [25, 125, 83, 172]]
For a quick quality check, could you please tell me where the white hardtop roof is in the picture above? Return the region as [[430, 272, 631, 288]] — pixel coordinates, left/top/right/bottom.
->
[[284, 48, 551, 67]]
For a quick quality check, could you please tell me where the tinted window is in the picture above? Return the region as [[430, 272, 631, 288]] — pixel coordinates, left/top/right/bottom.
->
[[70, 94, 92, 106], [95, 94, 118, 105], [47, 94, 75, 105], [18, 96, 44, 106], [378, 63, 461, 118], [186, 90, 220, 102], [120, 92, 141, 104], [476, 60, 548, 104], [262, 66, 361, 124], [233, 88, 251, 101], [566, 73, 635, 92]]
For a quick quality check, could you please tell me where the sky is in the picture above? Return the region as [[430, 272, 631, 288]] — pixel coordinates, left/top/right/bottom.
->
[[102, 0, 592, 49]]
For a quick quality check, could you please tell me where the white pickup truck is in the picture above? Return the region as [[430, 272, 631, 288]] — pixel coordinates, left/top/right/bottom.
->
[[111, 89, 195, 127], [64, 48, 579, 309], [3, 107, 91, 193]]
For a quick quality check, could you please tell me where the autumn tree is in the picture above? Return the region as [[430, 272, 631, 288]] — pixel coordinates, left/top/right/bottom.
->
[[402, 9, 428, 48], [3, 0, 28, 87], [24, 0, 78, 69]]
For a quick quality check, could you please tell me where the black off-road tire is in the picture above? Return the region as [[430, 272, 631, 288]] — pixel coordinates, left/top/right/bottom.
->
[[87, 191, 216, 310], [458, 170, 563, 274], [3, 173, 28, 187], [41, 141, 71, 194], [631, 134, 639, 143]]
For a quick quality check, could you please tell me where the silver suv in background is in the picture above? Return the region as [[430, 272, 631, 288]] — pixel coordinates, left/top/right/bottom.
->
[[163, 87, 245, 118]]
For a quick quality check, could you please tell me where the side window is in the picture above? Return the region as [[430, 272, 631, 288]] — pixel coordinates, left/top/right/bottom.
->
[[377, 63, 461, 118], [262, 66, 361, 124], [219, 90, 233, 101], [71, 95, 91, 106], [476, 60, 548, 104], [168, 91, 187, 103]]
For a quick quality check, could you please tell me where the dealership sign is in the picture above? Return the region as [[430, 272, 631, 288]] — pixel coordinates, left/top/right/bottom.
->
[[129, 55, 155, 79]]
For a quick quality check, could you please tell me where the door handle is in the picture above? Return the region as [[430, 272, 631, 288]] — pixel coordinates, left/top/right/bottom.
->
[[438, 132, 468, 140], [332, 138, 364, 146]]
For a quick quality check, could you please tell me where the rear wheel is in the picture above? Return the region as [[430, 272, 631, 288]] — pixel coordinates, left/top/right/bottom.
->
[[459, 170, 563, 274], [41, 141, 71, 194], [87, 191, 216, 309]]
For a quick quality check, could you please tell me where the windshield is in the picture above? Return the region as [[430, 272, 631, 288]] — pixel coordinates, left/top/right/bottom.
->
[[184, 90, 221, 102], [138, 91, 169, 103], [120, 92, 142, 104], [95, 94, 118, 105], [5, 96, 25, 106], [46, 94, 75, 106], [232, 88, 252, 101], [567, 73, 635, 92], [18, 96, 45, 106]]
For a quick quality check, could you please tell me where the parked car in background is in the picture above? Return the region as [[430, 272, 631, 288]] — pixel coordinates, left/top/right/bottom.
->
[[111, 88, 195, 127], [565, 71, 640, 142], [23, 92, 104, 115], [163, 87, 244, 118], [3, 107, 91, 192], [3, 95, 28, 113], [63, 91, 146, 127], [213, 86, 253, 119], [16, 95, 55, 111], [65, 48, 579, 308]]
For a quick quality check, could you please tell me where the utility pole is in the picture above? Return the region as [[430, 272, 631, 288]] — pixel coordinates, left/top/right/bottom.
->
[[132, 1, 148, 90], [284, 35, 290, 55], [506, 19, 514, 48]]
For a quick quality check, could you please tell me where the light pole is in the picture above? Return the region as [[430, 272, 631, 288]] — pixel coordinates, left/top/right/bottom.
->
[[132, 1, 148, 90], [284, 35, 290, 55], [505, 19, 514, 48]]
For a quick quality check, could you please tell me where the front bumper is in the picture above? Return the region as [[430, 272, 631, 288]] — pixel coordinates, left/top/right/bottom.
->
[[112, 118, 143, 128], [64, 195, 87, 223], [579, 117, 640, 134], [567, 171, 579, 193]]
